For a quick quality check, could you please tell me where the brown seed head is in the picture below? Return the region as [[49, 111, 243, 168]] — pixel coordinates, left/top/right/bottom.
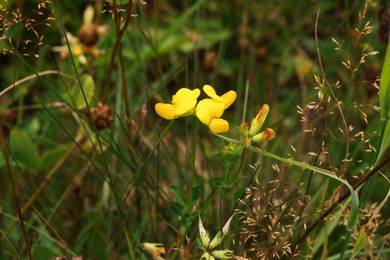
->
[[78, 24, 99, 47], [87, 102, 113, 131]]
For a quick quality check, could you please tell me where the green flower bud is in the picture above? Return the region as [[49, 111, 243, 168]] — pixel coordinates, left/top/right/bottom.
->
[[209, 231, 224, 250], [201, 251, 216, 260], [249, 104, 269, 136], [199, 215, 211, 247], [209, 213, 235, 250], [252, 128, 275, 143], [211, 249, 234, 259]]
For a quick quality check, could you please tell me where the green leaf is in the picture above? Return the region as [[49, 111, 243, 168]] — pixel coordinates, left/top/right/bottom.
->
[[40, 143, 72, 170], [66, 74, 95, 110], [169, 185, 187, 207], [32, 245, 61, 259], [9, 129, 41, 170], [169, 201, 185, 216], [191, 184, 201, 203], [347, 191, 359, 231], [380, 40, 390, 120]]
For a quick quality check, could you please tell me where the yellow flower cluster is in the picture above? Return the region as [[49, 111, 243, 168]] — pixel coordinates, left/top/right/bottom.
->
[[155, 85, 237, 133]]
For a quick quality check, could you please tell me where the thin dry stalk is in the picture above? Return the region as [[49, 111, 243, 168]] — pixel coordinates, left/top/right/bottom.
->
[[102, 0, 136, 102], [315, 11, 350, 176], [0, 126, 32, 260], [112, 0, 130, 118], [0, 70, 75, 98]]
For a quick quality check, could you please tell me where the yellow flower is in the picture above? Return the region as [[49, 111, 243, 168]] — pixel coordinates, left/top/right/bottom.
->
[[196, 99, 229, 133], [196, 85, 237, 133], [155, 88, 200, 119]]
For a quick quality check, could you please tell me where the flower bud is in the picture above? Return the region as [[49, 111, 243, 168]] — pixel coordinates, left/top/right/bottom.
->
[[83, 5, 95, 25], [211, 249, 234, 259], [249, 104, 269, 136], [201, 252, 216, 260], [208, 213, 234, 250], [244, 135, 251, 148], [199, 216, 211, 247], [142, 243, 166, 256], [209, 231, 224, 250], [252, 128, 275, 143]]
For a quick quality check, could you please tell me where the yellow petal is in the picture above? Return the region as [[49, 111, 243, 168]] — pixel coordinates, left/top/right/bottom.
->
[[173, 88, 200, 115], [204, 85, 237, 108], [203, 84, 225, 104], [172, 88, 200, 105], [155, 103, 176, 120], [209, 118, 229, 133], [220, 90, 237, 109], [203, 85, 218, 99], [196, 99, 225, 125]]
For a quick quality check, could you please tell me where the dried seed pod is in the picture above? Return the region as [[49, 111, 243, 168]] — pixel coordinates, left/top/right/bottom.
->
[[87, 102, 113, 131], [78, 24, 99, 47]]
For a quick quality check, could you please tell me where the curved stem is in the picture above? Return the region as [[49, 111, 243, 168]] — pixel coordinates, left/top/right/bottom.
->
[[214, 133, 359, 230], [215, 134, 354, 197], [0, 70, 75, 98]]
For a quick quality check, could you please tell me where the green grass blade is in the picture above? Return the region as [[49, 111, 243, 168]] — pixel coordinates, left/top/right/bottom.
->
[[380, 39, 390, 120], [0, 228, 23, 259], [375, 119, 390, 167]]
